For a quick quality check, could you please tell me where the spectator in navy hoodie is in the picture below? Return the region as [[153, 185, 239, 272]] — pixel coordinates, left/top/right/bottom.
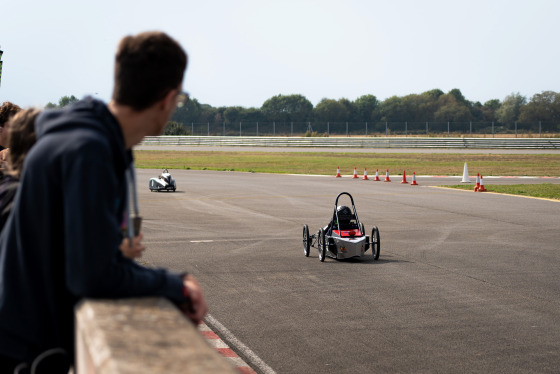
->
[[0, 31, 207, 373]]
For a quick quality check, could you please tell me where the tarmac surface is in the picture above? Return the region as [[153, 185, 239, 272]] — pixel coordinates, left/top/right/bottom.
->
[[137, 169, 560, 373]]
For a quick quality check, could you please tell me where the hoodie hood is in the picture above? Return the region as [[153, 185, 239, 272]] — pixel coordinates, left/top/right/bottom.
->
[[36, 97, 120, 141], [35, 97, 132, 173]]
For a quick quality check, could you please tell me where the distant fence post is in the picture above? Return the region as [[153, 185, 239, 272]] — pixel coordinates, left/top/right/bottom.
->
[[205, 120, 557, 138]]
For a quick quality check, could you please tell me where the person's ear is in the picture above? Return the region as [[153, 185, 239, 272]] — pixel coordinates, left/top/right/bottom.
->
[[161, 89, 178, 112]]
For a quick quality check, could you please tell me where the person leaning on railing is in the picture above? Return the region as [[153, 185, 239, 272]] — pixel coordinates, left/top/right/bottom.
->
[[0, 31, 207, 373]]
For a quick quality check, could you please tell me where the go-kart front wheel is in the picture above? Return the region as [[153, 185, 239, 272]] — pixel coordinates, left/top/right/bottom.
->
[[371, 226, 380, 260], [317, 228, 326, 262], [302, 224, 310, 257]]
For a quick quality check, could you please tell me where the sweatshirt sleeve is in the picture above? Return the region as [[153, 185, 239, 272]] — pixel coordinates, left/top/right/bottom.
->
[[62, 140, 186, 303]]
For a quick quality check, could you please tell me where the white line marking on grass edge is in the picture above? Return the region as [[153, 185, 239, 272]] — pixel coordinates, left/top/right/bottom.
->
[[204, 314, 277, 374]]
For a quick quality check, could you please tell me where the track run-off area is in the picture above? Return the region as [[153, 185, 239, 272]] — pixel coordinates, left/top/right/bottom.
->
[[135, 153, 560, 373]]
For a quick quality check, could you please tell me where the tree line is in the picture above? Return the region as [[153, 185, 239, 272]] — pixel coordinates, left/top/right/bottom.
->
[[45, 89, 560, 135], [165, 89, 559, 135]]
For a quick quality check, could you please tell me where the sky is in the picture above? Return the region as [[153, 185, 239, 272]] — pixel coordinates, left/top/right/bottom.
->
[[1, 0, 559, 109]]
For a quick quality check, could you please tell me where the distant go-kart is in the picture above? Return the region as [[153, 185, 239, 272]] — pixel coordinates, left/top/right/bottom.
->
[[302, 192, 380, 262], [149, 169, 177, 192]]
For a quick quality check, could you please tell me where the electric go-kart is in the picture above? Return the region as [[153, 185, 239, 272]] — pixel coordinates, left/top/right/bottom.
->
[[302, 192, 380, 262], [149, 169, 177, 192]]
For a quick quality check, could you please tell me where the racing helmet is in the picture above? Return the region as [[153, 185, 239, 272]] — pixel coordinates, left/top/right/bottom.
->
[[336, 205, 353, 223]]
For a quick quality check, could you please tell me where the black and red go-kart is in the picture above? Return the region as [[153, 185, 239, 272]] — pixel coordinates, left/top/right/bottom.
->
[[302, 192, 380, 262]]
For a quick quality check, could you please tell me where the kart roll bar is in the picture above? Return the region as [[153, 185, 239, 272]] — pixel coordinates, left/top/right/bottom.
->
[[328, 192, 363, 236]]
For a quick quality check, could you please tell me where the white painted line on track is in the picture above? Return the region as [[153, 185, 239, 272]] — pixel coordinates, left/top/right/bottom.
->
[[204, 314, 277, 374]]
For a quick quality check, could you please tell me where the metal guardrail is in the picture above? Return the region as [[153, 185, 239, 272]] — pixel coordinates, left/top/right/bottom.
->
[[140, 136, 560, 149]]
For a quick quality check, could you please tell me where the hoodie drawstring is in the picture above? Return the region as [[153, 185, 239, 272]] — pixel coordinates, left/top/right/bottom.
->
[[125, 166, 141, 243]]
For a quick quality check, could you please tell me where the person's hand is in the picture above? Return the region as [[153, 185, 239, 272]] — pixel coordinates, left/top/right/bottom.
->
[[180, 274, 208, 325], [119, 232, 145, 259], [0, 148, 9, 162]]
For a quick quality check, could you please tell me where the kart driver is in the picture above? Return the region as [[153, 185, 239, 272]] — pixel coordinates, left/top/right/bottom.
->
[[325, 205, 355, 233]]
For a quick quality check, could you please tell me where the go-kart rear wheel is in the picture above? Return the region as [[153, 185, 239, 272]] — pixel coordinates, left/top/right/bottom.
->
[[317, 228, 326, 262], [302, 225, 311, 257], [371, 226, 380, 260]]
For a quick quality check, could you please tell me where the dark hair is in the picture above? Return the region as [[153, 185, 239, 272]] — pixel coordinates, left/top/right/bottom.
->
[[112, 31, 188, 111], [0, 102, 22, 127], [7, 108, 40, 178]]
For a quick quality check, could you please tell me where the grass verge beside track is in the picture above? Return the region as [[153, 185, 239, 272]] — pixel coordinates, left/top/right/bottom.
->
[[442, 184, 560, 200], [134, 151, 560, 177]]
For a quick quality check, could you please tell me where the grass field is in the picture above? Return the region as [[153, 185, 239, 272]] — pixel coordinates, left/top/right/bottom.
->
[[134, 150, 560, 200], [134, 150, 560, 177]]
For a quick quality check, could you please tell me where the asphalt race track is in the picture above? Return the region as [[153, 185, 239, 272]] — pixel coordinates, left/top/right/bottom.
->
[[137, 169, 560, 373]]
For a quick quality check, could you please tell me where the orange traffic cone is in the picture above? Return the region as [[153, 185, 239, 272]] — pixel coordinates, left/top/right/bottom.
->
[[411, 172, 418, 185], [374, 169, 380, 181], [474, 173, 480, 191], [335, 166, 341, 178], [363, 168, 369, 180], [384, 169, 391, 182], [352, 167, 359, 179], [478, 175, 487, 192], [401, 170, 408, 184]]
